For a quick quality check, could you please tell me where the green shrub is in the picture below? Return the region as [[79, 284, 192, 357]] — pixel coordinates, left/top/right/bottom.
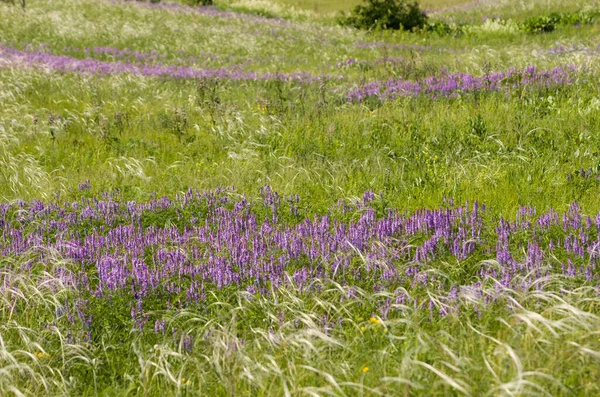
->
[[521, 13, 561, 33], [181, 0, 214, 5], [339, 0, 428, 31], [0, 0, 25, 9], [557, 10, 600, 26], [519, 10, 600, 34], [425, 20, 454, 35]]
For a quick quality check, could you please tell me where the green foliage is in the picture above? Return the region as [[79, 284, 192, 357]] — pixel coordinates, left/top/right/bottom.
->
[[424, 20, 454, 35], [185, 0, 214, 6], [521, 13, 560, 33], [0, 0, 25, 9], [421, 9, 600, 37], [2, 0, 600, 394], [521, 10, 600, 33], [338, 0, 428, 31]]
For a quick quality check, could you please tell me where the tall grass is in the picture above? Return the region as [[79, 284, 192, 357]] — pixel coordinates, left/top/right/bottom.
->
[[1, 0, 600, 394], [3, 258, 600, 395]]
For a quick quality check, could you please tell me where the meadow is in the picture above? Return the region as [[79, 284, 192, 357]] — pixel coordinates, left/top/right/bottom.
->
[[0, 0, 600, 395]]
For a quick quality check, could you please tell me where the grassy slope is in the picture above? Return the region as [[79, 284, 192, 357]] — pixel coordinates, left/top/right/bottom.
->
[[0, 0, 600, 395], [0, 0, 598, 214]]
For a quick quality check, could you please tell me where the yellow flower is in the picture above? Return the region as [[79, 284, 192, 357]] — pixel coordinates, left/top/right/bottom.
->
[[35, 352, 50, 359], [362, 366, 369, 373], [360, 326, 365, 331], [369, 317, 380, 325]]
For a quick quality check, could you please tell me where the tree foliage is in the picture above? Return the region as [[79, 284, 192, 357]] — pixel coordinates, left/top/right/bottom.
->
[[339, 0, 428, 31]]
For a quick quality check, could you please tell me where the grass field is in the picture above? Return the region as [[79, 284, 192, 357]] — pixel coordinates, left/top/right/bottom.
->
[[268, 0, 478, 14], [1, 0, 600, 395]]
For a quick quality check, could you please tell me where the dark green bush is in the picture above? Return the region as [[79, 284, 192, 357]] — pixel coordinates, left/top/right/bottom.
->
[[186, 0, 214, 5], [521, 13, 561, 33], [0, 0, 25, 9], [339, 0, 428, 31]]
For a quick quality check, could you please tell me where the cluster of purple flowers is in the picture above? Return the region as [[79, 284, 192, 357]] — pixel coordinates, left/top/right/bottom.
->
[[0, 45, 320, 83], [566, 167, 600, 181], [1, 43, 585, 103], [346, 65, 579, 101], [0, 187, 598, 327], [59, 45, 257, 68], [547, 43, 600, 56]]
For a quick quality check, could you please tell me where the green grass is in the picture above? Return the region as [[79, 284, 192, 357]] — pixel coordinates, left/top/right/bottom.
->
[[1, 0, 600, 395], [229, 0, 498, 15], [266, 0, 361, 14]]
